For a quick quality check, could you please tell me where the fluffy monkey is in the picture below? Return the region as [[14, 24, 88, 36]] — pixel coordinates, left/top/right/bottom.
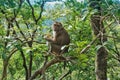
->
[[44, 22, 70, 55]]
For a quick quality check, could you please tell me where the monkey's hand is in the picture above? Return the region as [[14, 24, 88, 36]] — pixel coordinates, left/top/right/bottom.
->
[[44, 38, 54, 43], [44, 33, 52, 39], [44, 33, 57, 44], [44, 34, 53, 42]]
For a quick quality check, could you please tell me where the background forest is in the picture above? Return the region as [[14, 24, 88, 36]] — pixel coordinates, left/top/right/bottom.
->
[[0, 0, 120, 80]]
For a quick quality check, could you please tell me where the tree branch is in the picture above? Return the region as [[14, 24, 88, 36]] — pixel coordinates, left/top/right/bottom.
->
[[59, 70, 71, 80], [15, 20, 28, 41], [20, 50, 28, 80], [29, 56, 75, 80], [26, 0, 36, 22], [80, 21, 114, 54], [26, 0, 45, 24]]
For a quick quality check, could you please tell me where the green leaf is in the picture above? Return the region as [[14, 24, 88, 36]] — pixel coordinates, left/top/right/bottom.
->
[[2, 52, 7, 60], [108, 0, 113, 5]]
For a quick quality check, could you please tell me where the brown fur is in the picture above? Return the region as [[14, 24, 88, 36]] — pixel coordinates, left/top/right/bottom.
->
[[45, 22, 70, 55]]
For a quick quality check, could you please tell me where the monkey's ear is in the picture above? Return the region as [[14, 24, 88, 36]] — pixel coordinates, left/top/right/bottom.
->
[[58, 22, 62, 26]]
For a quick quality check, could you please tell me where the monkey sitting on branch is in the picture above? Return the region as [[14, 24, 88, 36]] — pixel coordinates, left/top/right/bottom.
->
[[44, 22, 70, 55]]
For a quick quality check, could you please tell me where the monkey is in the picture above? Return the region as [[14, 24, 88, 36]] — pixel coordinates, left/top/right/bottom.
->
[[44, 33, 52, 53], [44, 22, 70, 55]]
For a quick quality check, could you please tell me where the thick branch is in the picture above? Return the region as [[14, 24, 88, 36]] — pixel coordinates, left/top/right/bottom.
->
[[29, 58, 62, 80], [29, 56, 75, 80]]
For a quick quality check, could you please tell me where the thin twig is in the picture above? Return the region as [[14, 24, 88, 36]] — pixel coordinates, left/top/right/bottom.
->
[[80, 21, 114, 54], [59, 70, 71, 80]]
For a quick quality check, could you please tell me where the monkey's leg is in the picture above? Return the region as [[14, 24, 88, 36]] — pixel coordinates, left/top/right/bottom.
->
[[51, 44, 62, 55]]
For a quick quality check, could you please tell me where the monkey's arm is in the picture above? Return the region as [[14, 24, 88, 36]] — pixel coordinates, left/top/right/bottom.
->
[[44, 37, 58, 44]]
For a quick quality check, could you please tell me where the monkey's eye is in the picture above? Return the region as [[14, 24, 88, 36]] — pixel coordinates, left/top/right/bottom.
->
[[54, 24, 58, 26]]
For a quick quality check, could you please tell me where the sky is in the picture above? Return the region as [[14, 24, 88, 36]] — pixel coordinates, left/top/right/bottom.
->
[[62, 0, 84, 2], [30, 0, 84, 4]]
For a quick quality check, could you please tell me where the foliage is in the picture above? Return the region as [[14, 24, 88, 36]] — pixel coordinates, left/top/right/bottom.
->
[[0, 0, 120, 80]]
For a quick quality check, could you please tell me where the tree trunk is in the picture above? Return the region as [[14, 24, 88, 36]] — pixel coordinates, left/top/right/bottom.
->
[[89, 0, 108, 80], [1, 60, 8, 80]]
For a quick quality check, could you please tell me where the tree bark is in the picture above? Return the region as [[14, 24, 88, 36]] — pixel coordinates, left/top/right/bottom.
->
[[89, 0, 108, 80], [1, 60, 8, 80]]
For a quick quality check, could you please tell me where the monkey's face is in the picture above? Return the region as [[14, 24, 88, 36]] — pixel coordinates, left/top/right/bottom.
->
[[52, 22, 63, 31]]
